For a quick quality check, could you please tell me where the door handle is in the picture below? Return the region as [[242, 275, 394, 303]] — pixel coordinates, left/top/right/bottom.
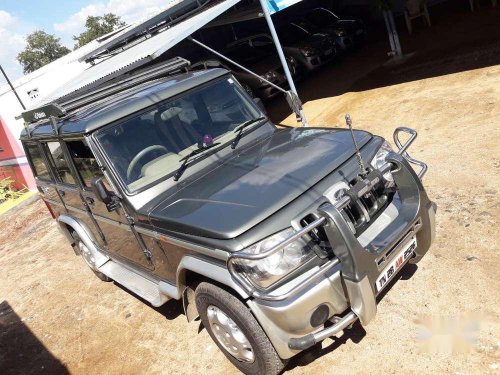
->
[[85, 197, 95, 208]]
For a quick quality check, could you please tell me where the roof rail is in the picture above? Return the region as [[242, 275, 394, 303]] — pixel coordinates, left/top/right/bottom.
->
[[21, 56, 190, 125]]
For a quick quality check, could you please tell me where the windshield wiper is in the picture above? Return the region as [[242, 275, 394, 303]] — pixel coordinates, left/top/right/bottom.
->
[[174, 142, 221, 181], [231, 117, 267, 149]]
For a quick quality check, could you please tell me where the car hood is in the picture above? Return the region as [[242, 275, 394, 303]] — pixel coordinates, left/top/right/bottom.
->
[[148, 128, 372, 239]]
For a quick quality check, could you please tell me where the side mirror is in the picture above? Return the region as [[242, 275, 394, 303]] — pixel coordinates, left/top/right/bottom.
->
[[91, 177, 114, 205]]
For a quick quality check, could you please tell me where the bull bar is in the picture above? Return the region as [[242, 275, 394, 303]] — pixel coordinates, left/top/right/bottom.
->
[[227, 127, 432, 350]]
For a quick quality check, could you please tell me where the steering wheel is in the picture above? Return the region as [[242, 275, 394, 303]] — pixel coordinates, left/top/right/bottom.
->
[[127, 145, 169, 180]]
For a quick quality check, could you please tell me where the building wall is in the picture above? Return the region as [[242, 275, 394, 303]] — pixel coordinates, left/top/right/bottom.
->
[[0, 116, 35, 190]]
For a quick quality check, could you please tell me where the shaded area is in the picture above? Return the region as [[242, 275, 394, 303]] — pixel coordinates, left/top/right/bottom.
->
[[268, 2, 500, 123], [0, 301, 68, 375]]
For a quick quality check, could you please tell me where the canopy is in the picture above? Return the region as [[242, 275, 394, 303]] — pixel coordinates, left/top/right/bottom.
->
[[39, 0, 241, 105]]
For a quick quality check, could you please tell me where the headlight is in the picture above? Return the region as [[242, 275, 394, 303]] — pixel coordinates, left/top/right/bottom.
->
[[300, 46, 316, 57], [234, 228, 314, 289], [371, 141, 394, 182], [334, 28, 346, 37]]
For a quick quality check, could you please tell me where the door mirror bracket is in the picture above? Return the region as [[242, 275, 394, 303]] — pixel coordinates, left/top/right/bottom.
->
[[91, 177, 119, 212]]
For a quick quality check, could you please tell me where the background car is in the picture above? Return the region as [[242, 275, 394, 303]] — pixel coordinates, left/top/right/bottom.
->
[[303, 7, 366, 50], [191, 36, 301, 100], [274, 22, 337, 71]]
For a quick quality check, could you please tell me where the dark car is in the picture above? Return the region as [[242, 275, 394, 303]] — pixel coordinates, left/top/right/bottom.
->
[[191, 38, 300, 100], [20, 57, 435, 375], [304, 7, 366, 50], [274, 23, 337, 71], [223, 37, 301, 99]]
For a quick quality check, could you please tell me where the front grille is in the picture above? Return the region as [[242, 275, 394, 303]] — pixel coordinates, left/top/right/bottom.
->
[[341, 180, 393, 235]]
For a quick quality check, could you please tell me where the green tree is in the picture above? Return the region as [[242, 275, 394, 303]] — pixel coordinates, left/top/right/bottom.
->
[[16, 31, 71, 74], [73, 13, 126, 49]]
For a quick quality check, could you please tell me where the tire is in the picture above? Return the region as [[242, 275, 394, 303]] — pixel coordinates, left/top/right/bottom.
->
[[72, 232, 111, 282], [195, 282, 284, 375]]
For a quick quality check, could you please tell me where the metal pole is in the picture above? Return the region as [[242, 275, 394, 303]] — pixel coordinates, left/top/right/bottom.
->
[[189, 37, 287, 93], [257, 0, 309, 127], [0, 65, 26, 110], [382, 11, 396, 56], [388, 11, 402, 57]]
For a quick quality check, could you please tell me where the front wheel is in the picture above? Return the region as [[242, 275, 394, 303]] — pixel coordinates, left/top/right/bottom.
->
[[195, 282, 284, 375], [72, 233, 111, 282]]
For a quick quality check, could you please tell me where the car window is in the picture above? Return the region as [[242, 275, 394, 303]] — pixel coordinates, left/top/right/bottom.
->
[[96, 77, 262, 192], [66, 140, 104, 187], [252, 36, 273, 47], [24, 143, 51, 180], [226, 44, 269, 65], [45, 142, 76, 185]]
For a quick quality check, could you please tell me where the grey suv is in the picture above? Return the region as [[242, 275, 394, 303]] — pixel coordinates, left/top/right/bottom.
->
[[20, 58, 435, 375]]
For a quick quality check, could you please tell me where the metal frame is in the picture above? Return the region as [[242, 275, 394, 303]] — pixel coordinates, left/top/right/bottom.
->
[[257, 0, 308, 127], [393, 127, 428, 178], [227, 127, 428, 302], [188, 37, 308, 126]]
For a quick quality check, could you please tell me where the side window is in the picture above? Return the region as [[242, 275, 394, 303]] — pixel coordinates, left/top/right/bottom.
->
[[45, 142, 76, 185], [66, 140, 103, 187], [24, 143, 51, 180]]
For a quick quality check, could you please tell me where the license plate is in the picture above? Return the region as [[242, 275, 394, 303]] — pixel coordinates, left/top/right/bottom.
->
[[375, 237, 417, 292], [356, 29, 363, 35], [325, 49, 333, 55]]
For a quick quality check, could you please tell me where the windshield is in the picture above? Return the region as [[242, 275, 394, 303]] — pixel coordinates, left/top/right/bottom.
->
[[306, 9, 338, 27], [96, 78, 262, 192], [277, 24, 310, 44]]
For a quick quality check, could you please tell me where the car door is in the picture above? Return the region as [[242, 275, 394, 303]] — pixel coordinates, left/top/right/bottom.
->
[[42, 141, 107, 248], [64, 139, 154, 271]]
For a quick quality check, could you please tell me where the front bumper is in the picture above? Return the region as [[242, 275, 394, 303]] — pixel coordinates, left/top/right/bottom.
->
[[229, 127, 436, 359]]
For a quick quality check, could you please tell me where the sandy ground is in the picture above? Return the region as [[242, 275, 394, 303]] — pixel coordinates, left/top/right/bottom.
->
[[1, 4, 499, 375]]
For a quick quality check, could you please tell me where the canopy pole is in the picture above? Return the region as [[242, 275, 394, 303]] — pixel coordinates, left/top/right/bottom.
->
[[257, 0, 309, 127], [0, 64, 26, 110]]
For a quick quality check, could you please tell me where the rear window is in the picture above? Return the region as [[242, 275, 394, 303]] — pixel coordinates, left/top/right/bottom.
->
[[45, 142, 76, 185], [24, 143, 51, 180]]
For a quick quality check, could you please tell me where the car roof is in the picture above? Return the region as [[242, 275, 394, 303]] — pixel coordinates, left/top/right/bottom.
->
[[20, 68, 229, 141]]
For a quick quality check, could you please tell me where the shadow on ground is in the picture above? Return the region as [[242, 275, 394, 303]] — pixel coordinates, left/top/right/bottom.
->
[[0, 301, 69, 375]]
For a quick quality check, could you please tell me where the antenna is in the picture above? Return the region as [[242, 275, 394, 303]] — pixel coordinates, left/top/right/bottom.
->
[[345, 114, 369, 178]]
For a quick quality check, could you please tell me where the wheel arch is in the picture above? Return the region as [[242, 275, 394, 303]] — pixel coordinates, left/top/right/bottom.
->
[[158, 256, 249, 322], [57, 214, 109, 267], [176, 256, 249, 300]]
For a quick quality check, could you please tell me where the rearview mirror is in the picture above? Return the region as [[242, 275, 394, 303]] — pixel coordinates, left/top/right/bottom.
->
[[91, 177, 114, 205]]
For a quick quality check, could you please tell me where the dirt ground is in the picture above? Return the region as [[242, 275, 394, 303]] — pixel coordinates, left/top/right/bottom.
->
[[1, 4, 499, 375]]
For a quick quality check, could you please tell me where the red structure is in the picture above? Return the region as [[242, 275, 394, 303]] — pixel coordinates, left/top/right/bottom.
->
[[0, 116, 36, 190]]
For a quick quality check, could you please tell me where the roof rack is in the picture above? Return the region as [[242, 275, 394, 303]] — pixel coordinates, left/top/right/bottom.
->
[[80, 0, 211, 64], [21, 56, 191, 126]]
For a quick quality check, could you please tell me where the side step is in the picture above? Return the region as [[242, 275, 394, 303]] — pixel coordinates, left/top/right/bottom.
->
[[98, 261, 169, 307]]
